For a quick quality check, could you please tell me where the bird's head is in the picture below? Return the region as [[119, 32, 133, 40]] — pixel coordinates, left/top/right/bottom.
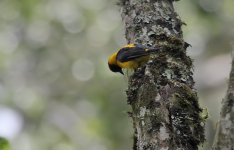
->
[[108, 63, 124, 75], [108, 52, 124, 75]]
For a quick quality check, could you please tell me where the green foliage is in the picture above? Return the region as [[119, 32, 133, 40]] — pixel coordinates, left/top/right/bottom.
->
[[0, 137, 10, 150]]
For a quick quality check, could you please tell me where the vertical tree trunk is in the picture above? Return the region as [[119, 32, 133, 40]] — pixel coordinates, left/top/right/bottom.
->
[[118, 0, 205, 149], [213, 58, 234, 150]]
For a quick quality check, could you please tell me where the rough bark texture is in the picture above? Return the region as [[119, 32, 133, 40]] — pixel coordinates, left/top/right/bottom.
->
[[213, 58, 234, 150], [118, 0, 206, 150]]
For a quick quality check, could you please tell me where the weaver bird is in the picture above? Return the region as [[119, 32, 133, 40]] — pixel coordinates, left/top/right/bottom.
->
[[108, 44, 159, 75]]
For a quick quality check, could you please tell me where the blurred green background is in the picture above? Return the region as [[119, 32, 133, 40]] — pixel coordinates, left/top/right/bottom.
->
[[0, 0, 233, 150]]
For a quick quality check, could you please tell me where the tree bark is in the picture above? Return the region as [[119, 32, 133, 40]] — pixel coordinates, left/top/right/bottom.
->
[[118, 0, 205, 149], [212, 58, 234, 150]]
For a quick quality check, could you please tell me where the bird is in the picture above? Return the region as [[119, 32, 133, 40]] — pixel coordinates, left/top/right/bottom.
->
[[108, 44, 160, 75]]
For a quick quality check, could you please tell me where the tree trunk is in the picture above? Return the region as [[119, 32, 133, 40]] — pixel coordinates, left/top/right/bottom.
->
[[118, 0, 206, 149], [212, 58, 234, 150]]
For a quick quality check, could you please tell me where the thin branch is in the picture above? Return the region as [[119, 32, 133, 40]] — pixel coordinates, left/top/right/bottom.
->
[[212, 54, 234, 150]]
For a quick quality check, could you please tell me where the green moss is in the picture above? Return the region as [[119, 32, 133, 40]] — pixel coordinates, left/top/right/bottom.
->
[[169, 84, 205, 150]]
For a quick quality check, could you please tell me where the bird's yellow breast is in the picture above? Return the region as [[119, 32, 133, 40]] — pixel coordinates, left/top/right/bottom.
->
[[117, 60, 138, 69], [117, 55, 149, 69]]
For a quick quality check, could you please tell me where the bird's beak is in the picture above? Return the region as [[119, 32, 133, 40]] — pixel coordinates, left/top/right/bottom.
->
[[119, 69, 124, 75]]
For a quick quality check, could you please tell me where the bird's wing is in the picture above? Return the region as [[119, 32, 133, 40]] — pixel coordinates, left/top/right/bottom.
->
[[116, 47, 149, 62], [117, 46, 159, 62]]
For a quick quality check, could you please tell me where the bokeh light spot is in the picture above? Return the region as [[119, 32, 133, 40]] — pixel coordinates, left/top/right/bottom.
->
[[52, 143, 74, 150], [79, 0, 106, 11], [72, 59, 95, 81], [47, 0, 86, 34], [26, 21, 51, 46], [97, 9, 121, 32], [0, 28, 19, 54], [199, 0, 222, 13], [0, 107, 23, 139], [86, 25, 110, 47]]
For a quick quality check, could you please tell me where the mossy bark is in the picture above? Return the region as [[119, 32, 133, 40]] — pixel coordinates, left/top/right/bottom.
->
[[118, 0, 205, 149], [212, 58, 234, 150]]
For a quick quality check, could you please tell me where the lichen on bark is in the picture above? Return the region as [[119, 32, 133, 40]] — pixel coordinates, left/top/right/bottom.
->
[[118, 0, 206, 149]]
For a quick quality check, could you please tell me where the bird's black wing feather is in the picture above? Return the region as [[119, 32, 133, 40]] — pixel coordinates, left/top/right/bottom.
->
[[117, 45, 160, 62], [116, 47, 149, 62]]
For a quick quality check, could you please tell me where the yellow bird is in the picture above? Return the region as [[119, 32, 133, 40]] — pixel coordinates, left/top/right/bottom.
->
[[108, 44, 159, 74]]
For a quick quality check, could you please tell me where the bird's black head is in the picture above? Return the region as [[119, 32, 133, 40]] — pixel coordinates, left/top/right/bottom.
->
[[108, 64, 124, 75]]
